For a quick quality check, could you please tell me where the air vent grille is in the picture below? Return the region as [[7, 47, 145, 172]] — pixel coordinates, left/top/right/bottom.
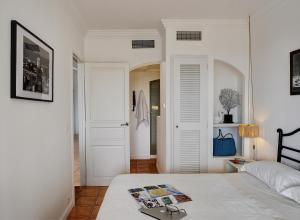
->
[[132, 40, 155, 49], [176, 31, 202, 41]]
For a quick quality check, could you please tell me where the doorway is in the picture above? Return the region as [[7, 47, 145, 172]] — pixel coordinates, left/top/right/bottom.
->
[[150, 79, 160, 156], [129, 64, 160, 160], [73, 55, 80, 186]]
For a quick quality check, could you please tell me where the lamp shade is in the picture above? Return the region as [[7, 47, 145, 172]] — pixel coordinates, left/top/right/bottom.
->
[[239, 124, 259, 138]]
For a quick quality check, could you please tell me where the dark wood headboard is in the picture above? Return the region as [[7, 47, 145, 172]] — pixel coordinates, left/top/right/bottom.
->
[[277, 128, 300, 168]]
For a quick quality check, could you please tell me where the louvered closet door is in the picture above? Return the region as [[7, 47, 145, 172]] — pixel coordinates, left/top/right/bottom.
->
[[173, 56, 208, 173]]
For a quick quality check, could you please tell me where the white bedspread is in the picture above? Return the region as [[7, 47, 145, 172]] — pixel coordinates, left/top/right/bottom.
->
[[97, 173, 300, 220]]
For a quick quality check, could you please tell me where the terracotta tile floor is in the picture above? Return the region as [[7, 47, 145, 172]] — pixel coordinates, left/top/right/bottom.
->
[[130, 158, 158, 173], [67, 159, 158, 220]]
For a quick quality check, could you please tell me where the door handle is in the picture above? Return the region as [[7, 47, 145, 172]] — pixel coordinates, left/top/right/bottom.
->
[[121, 122, 129, 127]]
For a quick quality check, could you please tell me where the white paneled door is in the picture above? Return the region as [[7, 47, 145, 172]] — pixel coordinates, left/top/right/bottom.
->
[[85, 63, 129, 186], [173, 56, 208, 173]]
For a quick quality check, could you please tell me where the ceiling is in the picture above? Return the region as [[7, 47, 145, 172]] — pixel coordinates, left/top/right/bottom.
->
[[72, 0, 273, 30]]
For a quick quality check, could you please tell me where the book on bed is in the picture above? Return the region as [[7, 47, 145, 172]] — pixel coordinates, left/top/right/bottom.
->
[[128, 184, 192, 209]]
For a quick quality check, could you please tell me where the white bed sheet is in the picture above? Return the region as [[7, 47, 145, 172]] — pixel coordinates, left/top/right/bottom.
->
[[97, 173, 300, 220]]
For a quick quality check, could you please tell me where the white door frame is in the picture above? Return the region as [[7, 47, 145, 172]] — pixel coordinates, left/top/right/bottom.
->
[[71, 60, 87, 187], [77, 63, 86, 186]]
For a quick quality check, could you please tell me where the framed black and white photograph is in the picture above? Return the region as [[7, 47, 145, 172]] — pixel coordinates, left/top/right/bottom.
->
[[290, 49, 300, 95], [11, 20, 54, 102]]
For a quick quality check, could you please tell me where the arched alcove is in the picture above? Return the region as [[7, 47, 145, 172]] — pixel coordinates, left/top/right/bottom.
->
[[213, 59, 246, 157], [214, 59, 245, 123], [130, 61, 161, 72]]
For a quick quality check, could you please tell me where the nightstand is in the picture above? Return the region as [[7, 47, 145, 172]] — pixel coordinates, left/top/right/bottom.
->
[[225, 159, 254, 173]]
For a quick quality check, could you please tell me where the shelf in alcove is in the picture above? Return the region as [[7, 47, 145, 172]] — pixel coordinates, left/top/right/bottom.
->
[[212, 155, 244, 160], [213, 123, 241, 128]]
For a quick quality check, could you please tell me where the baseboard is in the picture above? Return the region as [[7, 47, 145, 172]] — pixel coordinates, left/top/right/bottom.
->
[[131, 155, 151, 160], [150, 155, 157, 159], [59, 198, 74, 220]]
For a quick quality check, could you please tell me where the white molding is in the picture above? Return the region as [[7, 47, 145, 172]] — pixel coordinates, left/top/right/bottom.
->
[[86, 29, 161, 39], [162, 19, 248, 29], [207, 56, 214, 172], [131, 155, 151, 160], [59, 199, 74, 220], [150, 155, 157, 159], [78, 63, 86, 186], [130, 61, 161, 71]]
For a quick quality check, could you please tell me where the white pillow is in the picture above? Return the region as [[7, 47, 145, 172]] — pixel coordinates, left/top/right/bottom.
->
[[244, 161, 300, 192], [281, 186, 300, 204]]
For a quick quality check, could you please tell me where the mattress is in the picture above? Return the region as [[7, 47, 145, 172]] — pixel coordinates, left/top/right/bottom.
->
[[97, 173, 300, 220]]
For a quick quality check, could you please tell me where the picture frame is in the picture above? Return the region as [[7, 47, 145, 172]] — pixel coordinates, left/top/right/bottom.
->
[[290, 49, 300, 95], [11, 20, 54, 102]]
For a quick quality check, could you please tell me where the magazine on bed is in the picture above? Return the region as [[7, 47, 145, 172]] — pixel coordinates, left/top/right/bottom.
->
[[128, 184, 192, 209]]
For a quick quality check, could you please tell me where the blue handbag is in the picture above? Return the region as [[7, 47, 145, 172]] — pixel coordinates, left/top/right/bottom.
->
[[213, 129, 236, 156]]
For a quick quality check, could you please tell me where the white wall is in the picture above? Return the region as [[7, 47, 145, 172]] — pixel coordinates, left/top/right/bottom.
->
[[252, 0, 300, 160], [0, 0, 85, 219], [130, 65, 160, 159], [158, 62, 167, 172], [84, 30, 162, 70], [163, 19, 249, 172]]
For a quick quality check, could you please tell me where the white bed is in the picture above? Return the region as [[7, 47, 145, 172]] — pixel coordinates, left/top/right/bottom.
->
[[97, 172, 300, 220]]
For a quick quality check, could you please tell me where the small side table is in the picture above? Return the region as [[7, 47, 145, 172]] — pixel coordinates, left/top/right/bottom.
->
[[225, 160, 254, 173]]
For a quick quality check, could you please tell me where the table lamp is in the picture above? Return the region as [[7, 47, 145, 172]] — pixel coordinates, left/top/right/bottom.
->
[[239, 124, 259, 160]]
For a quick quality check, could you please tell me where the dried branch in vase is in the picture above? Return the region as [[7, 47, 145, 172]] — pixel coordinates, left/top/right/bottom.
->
[[219, 88, 240, 115]]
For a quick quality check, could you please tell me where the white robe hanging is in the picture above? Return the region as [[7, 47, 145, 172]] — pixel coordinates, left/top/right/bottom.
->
[[135, 90, 149, 129]]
